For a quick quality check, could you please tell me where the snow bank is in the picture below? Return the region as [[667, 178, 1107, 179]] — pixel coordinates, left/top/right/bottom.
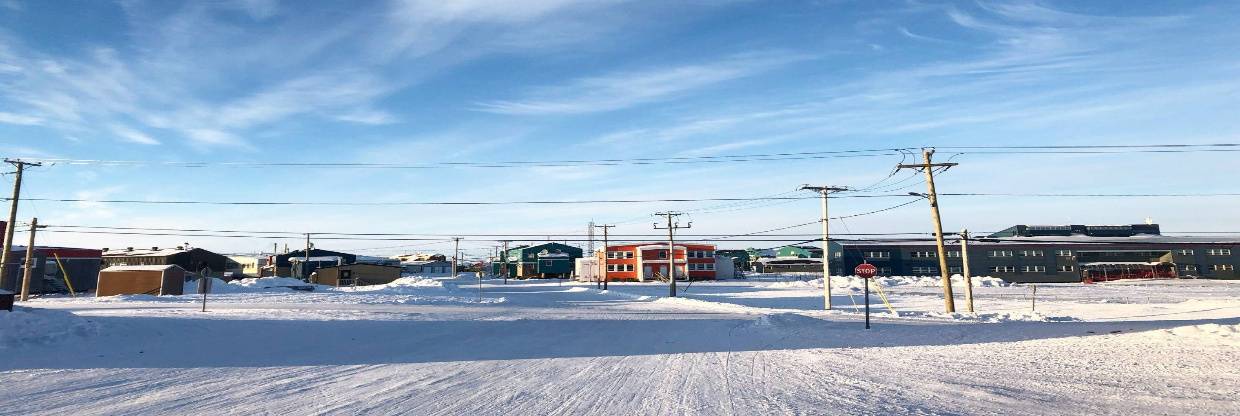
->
[[335, 277, 444, 294], [1149, 323, 1240, 346], [768, 275, 1010, 290], [0, 308, 97, 349]]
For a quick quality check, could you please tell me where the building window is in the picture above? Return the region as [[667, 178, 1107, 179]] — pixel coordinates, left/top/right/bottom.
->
[[543, 260, 553, 267], [1212, 264, 1234, 271], [1207, 249, 1232, 256], [688, 263, 697, 271], [945, 251, 961, 258], [909, 251, 936, 258], [1179, 249, 1194, 256], [607, 264, 618, 272], [1180, 265, 1198, 272], [910, 266, 938, 275], [1057, 265, 1074, 272], [989, 250, 1014, 258], [1020, 250, 1044, 257], [988, 266, 1016, 273], [834, 252, 842, 258], [948, 266, 962, 274], [658, 251, 667, 259], [876, 267, 892, 276], [704, 263, 715, 271], [1021, 265, 1047, 273], [863, 251, 890, 259], [1055, 250, 1072, 257]]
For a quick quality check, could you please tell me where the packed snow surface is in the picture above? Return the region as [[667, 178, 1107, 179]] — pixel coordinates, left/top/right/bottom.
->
[[3, 274, 1238, 415]]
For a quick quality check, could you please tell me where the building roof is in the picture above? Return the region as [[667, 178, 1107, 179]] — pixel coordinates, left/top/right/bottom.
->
[[102, 264, 186, 272], [317, 263, 402, 270], [103, 247, 193, 257], [839, 235, 1240, 247]]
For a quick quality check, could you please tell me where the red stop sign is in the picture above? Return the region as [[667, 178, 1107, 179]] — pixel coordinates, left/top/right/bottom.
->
[[855, 263, 877, 279]]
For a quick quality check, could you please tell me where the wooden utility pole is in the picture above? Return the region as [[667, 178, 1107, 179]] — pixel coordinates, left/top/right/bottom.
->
[[270, 242, 278, 277], [451, 237, 462, 278], [898, 148, 959, 313], [19, 218, 38, 301], [594, 224, 614, 290], [303, 233, 311, 281], [500, 240, 509, 284], [1, 159, 41, 288], [960, 229, 975, 313], [800, 185, 849, 310], [654, 212, 690, 297]]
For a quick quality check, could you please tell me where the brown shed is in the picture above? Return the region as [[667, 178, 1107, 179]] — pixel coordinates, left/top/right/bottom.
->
[[96, 265, 186, 296], [312, 264, 402, 287]]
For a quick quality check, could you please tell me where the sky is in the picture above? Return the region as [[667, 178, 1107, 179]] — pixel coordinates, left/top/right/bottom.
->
[[1, 0, 1239, 259]]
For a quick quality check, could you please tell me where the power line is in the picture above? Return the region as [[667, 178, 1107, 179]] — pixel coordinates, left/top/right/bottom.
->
[[13, 191, 1239, 207], [28, 148, 910, 169], [21, 143, 1240, 171]]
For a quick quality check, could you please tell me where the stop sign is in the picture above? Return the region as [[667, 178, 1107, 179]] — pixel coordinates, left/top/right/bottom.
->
[[855, 263, 877, 279]]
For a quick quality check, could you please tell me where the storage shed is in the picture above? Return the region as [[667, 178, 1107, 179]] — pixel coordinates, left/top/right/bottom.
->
[[312, 263, 402, 287], [96, 264, 186, 296]]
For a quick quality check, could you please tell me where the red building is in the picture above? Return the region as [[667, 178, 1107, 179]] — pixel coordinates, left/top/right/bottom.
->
[[600, 243, 718, 281]]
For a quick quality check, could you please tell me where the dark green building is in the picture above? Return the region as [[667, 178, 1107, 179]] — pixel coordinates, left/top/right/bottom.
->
[[492, 242, 583, 279]]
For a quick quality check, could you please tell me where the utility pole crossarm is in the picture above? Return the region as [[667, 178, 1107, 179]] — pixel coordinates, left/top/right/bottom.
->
[[896, 163, 958, 169]]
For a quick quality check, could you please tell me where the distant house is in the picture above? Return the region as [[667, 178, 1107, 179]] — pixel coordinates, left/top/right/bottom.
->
[[401, 259, 453, 276], [227, 255, 270, 278], [715, 249, 751, 271], [103, 246, 230, 278], [494, 243, 583, 279], [312, 264, 402, 287], [2, 246, 102, 295], [274, 249, 358, 279], [775, 245, 821, 259], [96, 264, 186, 296]]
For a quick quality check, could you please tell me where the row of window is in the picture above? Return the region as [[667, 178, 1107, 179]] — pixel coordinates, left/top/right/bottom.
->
[[606, 264, 635, 272], [688, 263, 716, 271], [687, 250, 716, 259], [862, 264, 1234, 275], [606, 251, 635, 259], [860, 248, 1233, 259]]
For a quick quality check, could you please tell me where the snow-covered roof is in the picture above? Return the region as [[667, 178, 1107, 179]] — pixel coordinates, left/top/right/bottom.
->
[[103, 247, 192, 257], [102, 264, 185, 272], [538, 252, 570, 258], [291, 256, 344, 262]]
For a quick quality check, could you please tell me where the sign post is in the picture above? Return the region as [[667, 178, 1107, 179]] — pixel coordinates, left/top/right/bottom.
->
[[197, 275, 212, 312], [854, 263, 877, 330]]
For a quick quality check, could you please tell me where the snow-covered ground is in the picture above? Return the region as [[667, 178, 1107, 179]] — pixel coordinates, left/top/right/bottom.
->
[[2, 274, 1237, 415]]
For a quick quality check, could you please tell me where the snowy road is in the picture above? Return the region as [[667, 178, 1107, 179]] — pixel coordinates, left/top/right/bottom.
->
[[2, 277, 1238, 415]]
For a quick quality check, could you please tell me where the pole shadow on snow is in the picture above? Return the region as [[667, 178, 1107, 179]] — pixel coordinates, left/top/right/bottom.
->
[[4, 313, 1235, 371]]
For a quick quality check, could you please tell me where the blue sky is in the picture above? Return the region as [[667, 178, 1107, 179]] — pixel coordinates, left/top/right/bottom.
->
[[1, 0, 1238, 258]]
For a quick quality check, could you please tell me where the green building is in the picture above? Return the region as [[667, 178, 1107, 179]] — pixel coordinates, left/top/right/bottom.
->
[[491, 242, 583, 279]]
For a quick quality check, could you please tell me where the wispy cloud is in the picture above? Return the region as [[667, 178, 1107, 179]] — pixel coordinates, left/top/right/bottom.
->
[[0, 111, 42, 125], [109, 124, 160, 145], [476, 51, 811, 115]]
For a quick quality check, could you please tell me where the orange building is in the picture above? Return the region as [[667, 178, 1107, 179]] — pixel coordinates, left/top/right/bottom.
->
[[600, 243, 717, 281]]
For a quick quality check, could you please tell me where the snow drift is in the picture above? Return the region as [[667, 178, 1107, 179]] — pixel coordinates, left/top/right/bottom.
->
[[0, 308, 97, 349]]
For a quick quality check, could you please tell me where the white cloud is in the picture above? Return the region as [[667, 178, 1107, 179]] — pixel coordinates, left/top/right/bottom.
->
[[476, 52, 810, 115], [109, 124, 160, 145], [0, 111, 42, 125]]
